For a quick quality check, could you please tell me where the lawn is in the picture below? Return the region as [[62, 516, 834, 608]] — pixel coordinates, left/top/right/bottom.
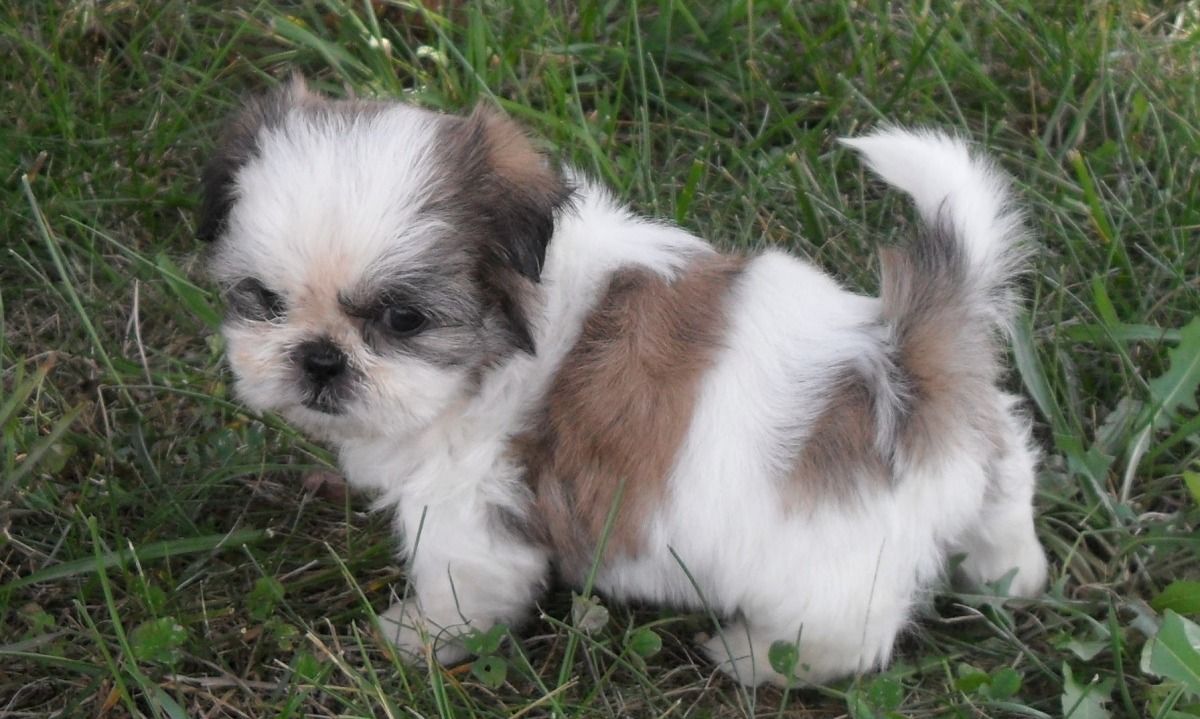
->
[[3, 1, 1199, 717]]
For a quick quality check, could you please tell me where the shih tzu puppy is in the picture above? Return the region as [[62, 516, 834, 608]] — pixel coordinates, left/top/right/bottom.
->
[[197, 76, 1047, 686]]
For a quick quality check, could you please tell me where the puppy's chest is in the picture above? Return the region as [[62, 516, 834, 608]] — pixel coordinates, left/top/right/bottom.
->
[[338, 429, 515, 502]]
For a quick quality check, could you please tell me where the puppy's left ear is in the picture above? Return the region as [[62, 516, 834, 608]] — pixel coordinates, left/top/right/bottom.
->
[[449, 104, 573, 282], [197, 76, 314, 243]]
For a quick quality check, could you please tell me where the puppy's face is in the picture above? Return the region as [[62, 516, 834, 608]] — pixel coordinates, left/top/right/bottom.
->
[[199, 80, 571, 441]]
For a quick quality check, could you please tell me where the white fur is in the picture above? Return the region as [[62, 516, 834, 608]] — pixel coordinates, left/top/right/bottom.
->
[[215, 118, 1046, 685], [839, 129, 1022, 272]]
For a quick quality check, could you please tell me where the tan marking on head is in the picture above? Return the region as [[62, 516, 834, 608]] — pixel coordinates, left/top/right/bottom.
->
[[511, 253, 746, 579], [283, 256, 359, 340]]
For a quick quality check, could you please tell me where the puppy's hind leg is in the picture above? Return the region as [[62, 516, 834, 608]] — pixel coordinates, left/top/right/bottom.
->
[[953, 394, 1048, 598]]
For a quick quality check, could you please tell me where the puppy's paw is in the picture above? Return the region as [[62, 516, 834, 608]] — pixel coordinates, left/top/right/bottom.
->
[[956, 530, 1048, 599], [1008, 547, 1049, 598], [376, 601, 470, 666], [983, 543, 1049, 599], [700, 622, 788, 688]]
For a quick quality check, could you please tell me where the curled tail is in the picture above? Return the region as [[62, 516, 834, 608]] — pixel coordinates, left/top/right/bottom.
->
[[841, 128, 1027, 463]]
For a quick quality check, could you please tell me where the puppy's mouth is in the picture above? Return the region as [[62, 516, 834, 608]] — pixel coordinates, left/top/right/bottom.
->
[[301, 387, 347, 415]]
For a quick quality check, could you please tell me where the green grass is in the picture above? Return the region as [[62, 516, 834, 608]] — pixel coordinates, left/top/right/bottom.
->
[[3, 1, 1200, 716]]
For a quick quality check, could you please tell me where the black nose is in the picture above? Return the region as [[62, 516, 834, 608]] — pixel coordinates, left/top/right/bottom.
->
[[297, 339, 347, 385]]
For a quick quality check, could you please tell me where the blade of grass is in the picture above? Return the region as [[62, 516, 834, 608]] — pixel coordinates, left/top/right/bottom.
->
[[20, 175, 139, 416], [4, 528, 270, 591], [2, 403, 84, 499]]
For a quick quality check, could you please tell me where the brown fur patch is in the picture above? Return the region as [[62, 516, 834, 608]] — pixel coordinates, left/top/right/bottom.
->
[[789, 373, 891, 502], [512, 253, 746, 580]]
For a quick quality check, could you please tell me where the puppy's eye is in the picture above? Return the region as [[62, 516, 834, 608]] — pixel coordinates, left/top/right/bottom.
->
[[230, 278, 285, 321], [381, 305, 426, 336]]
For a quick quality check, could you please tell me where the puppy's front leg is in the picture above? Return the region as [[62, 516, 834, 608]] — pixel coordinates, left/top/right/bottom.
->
[[379, 498, 548, 665]]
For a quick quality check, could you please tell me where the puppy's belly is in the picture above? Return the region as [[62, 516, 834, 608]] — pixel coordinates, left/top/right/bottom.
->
[[593, 454, 981, 617]]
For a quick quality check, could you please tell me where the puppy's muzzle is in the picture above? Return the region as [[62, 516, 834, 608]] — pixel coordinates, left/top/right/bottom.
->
[[295, 338, 350, 413]]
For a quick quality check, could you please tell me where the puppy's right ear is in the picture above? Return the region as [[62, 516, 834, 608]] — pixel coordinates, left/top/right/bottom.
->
[[196, 76, 312, 243]]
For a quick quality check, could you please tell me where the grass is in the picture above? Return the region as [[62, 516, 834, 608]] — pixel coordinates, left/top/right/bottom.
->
[[2, 0, 1199, 716]]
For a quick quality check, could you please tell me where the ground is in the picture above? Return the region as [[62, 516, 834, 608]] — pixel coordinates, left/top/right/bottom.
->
[[2, 1, 1199, 717]]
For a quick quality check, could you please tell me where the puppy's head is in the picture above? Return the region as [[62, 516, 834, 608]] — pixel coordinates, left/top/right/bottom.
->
[[199, 77, 572, 440]]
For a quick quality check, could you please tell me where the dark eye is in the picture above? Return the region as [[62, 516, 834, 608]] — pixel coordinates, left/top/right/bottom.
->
[[380, 305, 426, 336], [230, 278, 285, 321]]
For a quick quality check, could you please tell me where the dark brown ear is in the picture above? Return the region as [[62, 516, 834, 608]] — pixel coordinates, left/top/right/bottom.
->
[[196, 76, 313, 243], [437, 104, 573, 356], [449, 104, 573, 282]]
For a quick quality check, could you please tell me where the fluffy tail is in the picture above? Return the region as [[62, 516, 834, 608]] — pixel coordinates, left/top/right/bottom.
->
[[841, 128, 1027, 462]]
